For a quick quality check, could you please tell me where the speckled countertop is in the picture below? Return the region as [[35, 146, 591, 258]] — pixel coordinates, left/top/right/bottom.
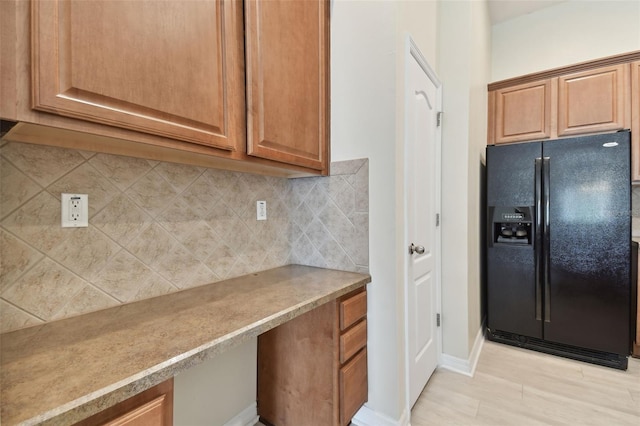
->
[[0, 265, 371, 426]]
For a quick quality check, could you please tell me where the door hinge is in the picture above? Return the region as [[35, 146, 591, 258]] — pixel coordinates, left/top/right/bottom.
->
[[436, 313, 441, 327], [436, 213, 440, 226], [436, 111, 443, 127]]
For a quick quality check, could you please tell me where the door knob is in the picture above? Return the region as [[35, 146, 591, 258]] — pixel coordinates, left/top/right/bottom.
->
[[409, 243, 425, 255]]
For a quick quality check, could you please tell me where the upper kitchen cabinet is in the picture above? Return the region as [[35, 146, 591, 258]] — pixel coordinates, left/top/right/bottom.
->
[[489, 79, 553, 144], [632, 61, 640, 182], [488, 52, 639, 147], [557, 64, 630, 137], [31, 0, 245, 152], [0, 0, 329, 177], [245, 0, 329, 172]]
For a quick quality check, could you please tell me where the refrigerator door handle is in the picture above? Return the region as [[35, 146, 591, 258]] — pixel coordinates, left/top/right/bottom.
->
[[543, 157, 551, 323], [534, 157, 543, 321]]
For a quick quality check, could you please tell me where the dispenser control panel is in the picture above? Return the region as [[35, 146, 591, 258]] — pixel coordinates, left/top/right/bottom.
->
[[502, 212, 525, 221]]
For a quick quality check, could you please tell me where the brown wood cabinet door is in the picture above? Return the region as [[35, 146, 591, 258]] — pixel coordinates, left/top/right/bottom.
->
[[339, 348, 367, 426], [74, 379, 173, 426], [557, 64, 630, 137], [492, 79, 552, 144], [632, 61, 640, 182], [245, 0, 329, 173], [31, 0, 245, 151], [339, 289, 367, 331]]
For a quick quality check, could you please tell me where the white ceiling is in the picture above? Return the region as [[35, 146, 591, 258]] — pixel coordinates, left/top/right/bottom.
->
[[488, 0, 568, 25]]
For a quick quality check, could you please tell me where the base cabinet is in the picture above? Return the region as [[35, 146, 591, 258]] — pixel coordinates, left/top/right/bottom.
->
[[257, 288, 368, 426], [73, 379, 173, 426]]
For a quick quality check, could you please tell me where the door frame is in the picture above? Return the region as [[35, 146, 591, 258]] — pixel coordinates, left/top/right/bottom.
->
[[402, 34, 443, 411]]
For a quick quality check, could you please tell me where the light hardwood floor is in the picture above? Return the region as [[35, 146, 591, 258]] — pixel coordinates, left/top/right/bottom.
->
[[411, 340, 640, 425]]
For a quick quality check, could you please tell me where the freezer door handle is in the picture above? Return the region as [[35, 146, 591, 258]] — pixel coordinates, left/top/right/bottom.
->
[[534, 158, 543, 321], [543, 157, 551, 323]]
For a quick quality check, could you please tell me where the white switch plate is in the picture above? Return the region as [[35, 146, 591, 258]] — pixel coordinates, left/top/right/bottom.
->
[[256, 200, 267, 221], [61, 193, 88, 227]]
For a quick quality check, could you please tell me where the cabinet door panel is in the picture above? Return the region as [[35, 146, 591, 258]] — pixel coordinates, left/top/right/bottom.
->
[[245, 0, 329, 172], [494, 80, 552, 144], [557, 64, 629, 137], [31, 0, 245, 151], [340, 319, 367, 364], [74, 379, 173, 426], [339, 348, 367, 426], [339, 290, 367, 331], [104, 395, 168, 426]]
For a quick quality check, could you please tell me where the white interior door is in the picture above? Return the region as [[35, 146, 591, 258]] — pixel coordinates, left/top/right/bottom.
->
[[405, 38, 441, 409]]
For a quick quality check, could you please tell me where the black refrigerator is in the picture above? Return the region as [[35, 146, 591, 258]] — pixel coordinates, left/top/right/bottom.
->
[[486, 131, 634, 370]]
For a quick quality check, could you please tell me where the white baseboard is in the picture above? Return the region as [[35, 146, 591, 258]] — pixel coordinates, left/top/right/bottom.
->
[[222, 402, 259, 426], [351, 404, 409, 426], [439, 326, 485, 377]]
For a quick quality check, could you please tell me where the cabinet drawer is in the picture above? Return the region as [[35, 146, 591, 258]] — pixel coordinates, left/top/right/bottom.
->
[[339, 348, 367, 426], [340, 319, 367, 364], [340, 290, 367, 331]]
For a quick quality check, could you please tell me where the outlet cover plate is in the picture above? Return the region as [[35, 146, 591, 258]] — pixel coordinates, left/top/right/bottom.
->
[[61, 193, 88, 227], [257, 200, 267, 221]]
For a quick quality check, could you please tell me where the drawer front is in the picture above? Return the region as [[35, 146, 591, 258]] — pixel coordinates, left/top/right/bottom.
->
[[340, 290, 367, 331], [339, 348, 367, 426], [340, 319, 367, 364]]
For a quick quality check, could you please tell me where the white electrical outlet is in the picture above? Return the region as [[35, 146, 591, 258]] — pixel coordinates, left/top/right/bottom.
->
[[257, 200, 267, 221], [61, 194, 89, 227]]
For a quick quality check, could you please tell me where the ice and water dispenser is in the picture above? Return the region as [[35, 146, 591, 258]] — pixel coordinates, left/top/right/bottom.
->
[[489, 206, 533, 245]]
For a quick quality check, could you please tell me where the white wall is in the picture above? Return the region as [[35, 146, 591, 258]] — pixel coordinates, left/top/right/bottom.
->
[[437, 0, 490, 360], [492, 0, 640, 81], [174, 339, 257, 425], [331, 0, 438, 422], [438, 0, 471, 360], [467, 0, 491, 351], [331, 0, 400, 420]]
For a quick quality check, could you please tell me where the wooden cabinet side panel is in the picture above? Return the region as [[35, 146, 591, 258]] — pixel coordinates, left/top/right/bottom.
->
[[487, 90, 496, 145], [257, 301, 338, 426], [632, 61, 640, 183], [557, 64, 630, 137], [73, 379, 174, 426], [494, 80, 551, 144], [245, 0, 329, 172], [31, 0, 245, 150]]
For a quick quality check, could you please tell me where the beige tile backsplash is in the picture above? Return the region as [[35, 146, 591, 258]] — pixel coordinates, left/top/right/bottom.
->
[[0, 142, 369, 333]]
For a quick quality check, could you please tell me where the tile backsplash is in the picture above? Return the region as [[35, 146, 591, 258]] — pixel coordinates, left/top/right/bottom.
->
[[0, 142, 369, 333]]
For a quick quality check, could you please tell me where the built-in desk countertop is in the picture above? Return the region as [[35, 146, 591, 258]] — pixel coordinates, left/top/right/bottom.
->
[[0, 265, 371, 425]]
